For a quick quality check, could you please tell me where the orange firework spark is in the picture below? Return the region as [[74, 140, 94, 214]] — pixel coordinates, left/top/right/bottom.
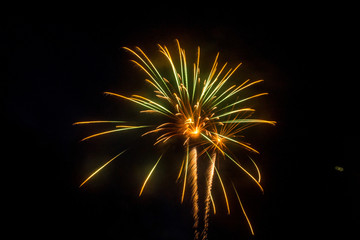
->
[[74, 40, 276, 239]]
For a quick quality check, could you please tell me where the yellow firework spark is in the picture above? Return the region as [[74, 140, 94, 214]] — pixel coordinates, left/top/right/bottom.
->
[[74, 40, 276, 239]]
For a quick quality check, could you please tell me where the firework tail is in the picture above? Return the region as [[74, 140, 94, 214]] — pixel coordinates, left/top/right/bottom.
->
[[202, 151, 216, 240], [189, 146, 200, 240]]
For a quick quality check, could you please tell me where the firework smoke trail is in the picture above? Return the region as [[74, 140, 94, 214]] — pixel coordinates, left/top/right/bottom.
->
[[189, 146, 200, 240], [202, 151, 216, 240]]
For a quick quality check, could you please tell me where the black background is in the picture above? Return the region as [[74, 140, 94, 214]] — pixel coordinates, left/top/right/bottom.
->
[[5, 6, 352, 240]]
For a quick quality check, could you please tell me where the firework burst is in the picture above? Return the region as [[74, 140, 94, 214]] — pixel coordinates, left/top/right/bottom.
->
[[74, 40, 275, 239]]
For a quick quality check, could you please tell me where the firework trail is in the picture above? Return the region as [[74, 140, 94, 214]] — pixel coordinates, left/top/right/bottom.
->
[[189, 146, 200, 239], [202, 151, 216, 240], [74, 40, 275, 239]]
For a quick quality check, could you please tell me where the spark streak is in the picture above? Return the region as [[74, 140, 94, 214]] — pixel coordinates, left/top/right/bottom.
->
[[233, 183, 254, 235], [139, 154, 162, 196], [78, 125, 149, 142], [79, 150, 126, 188]]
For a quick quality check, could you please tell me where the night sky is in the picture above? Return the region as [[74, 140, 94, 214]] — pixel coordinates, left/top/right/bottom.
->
[[5, 7, 352, 240]]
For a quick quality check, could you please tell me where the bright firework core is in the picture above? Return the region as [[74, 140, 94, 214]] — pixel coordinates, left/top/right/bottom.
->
[[175, 101, 215, 142], [185, 118, 201, 138]]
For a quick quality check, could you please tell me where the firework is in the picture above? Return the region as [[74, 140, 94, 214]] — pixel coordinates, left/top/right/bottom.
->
[[74, 40, 275, 239]]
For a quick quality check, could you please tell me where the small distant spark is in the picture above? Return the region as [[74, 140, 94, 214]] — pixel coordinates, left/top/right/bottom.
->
[[334, 166, 344, 172]]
